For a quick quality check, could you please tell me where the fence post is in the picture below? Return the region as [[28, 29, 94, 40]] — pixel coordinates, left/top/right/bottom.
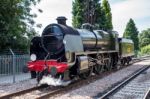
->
[[9, 48, 16, 83]]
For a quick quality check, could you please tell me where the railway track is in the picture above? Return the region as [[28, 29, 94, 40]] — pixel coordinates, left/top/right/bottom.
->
[[36, 58, 149, 99], [144, 89, 150, 99], [0, 85, 48, 99], [0, 72, 111, 99], [0, 70, 112, 99], [0, 57, 148, 99], [0, 85, 51, 99], [98, 65, 150, 99]]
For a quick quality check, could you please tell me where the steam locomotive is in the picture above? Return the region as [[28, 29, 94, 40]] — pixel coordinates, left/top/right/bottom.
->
[[27, 17, 134, 85]]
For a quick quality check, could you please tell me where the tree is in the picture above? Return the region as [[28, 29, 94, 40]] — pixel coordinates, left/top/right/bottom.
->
[[96, 6, 107, 30], [123, 19, 139, 50], [72, 0, 85, 28], [72, 0, 102, 28], [72, 0, 113, 30], [139, 28, 150, 48], [140, 44, 150, 55], [0, 0, 42, 51], [101, 0, 113, 30]]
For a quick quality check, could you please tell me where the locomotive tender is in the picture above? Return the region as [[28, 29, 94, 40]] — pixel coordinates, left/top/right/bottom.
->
[[27, 17, 134, 85]]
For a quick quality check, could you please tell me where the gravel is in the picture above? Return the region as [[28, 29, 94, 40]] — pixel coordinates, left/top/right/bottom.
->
[[0, 79, 37, 96], [0, 59, 150, 99], [110, 67, 150, 99], [52, 59, 150, 99]]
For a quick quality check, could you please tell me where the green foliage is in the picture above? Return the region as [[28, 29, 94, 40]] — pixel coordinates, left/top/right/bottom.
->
[[140, 44, 150, 55], [72, 0, 85, 28], [96, 4, 107, 30], [72, 0, 113, 31], [72, 0, 102, 28], [139, 28, 150, 48], [0, 0, 41, 51], [72, 0, 101, 28], [90, 0, 102, 28], [123, 18, 139, 50], [101, 0, 113, 30]]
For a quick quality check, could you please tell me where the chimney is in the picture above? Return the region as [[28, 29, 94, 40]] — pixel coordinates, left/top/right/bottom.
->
[[56, 16, 67, 25]]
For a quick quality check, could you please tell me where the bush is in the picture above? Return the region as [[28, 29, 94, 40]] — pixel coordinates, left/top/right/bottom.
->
[[140, 44, 150, 55]]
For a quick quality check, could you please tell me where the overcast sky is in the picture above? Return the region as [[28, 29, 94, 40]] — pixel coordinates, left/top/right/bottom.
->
[[32, 0, 150, 37]]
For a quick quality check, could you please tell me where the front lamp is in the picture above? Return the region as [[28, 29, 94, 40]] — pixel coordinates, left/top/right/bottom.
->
[[30, 54, 37, 61]]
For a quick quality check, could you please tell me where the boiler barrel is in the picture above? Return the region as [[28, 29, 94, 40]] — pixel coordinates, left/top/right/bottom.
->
[[77, 29, 115, 50]]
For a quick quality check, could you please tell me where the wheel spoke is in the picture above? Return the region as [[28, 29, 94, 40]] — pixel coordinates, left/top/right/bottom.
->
[[94, 64, 104, 74]]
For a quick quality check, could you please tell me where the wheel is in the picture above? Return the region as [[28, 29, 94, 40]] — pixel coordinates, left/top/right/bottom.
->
[[94, 54, 105, 73], [121, 59, 125, 66], [112, 54, 118, 69], [69, 65, 78, 80], [93, 65, 104, 75], [37, 72, 43, 83], [37, 69, 49, 83], [105, 60, 110, 71], [108, 57, 113, 71], [79, 67, 93, 79], [126, 59, 130, 65], [31, 71, 36, 79], [126, 57, 131, 65], [105, 55, 112, 71]]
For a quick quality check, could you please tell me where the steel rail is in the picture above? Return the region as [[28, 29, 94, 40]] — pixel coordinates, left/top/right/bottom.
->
[[0, 57, 148, 99], [36, 80, 83, 99], [36, 58, 148, 99], [0, 85, 47, 99], [143, 88, 150, 99], [99, 65, 150, 99], [36, 88, 64, 99]]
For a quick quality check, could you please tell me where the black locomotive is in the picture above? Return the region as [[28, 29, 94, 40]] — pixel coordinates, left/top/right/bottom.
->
[[27, 16, 134, 85]]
